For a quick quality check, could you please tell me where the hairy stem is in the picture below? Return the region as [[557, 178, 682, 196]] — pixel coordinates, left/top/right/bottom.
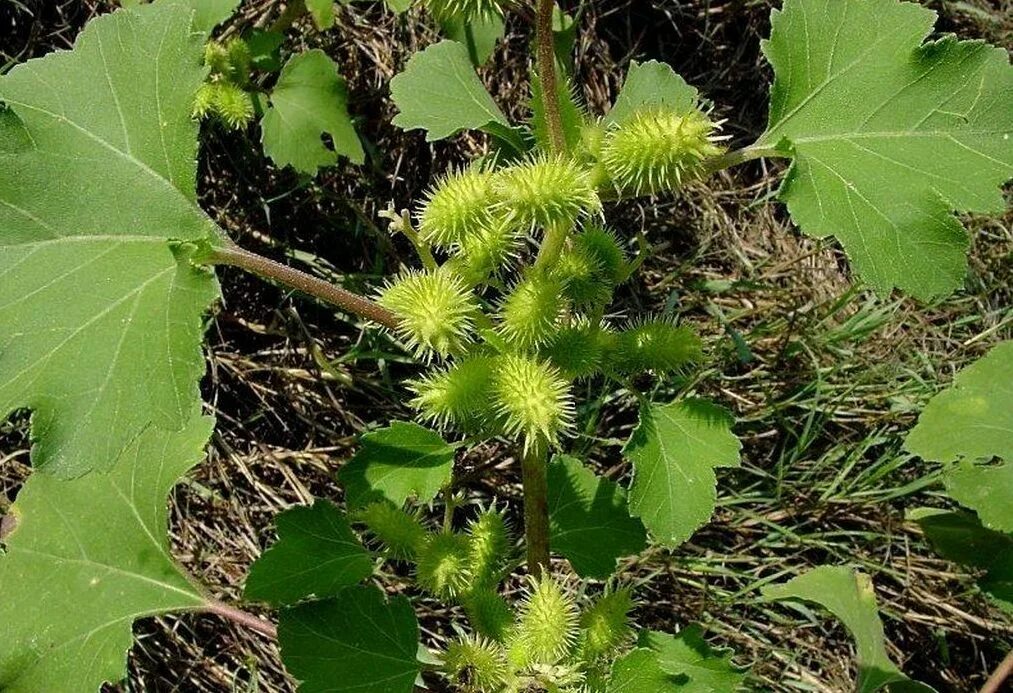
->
[[520, 440, 551, 577], [535, 0, 565, 155], [206, 244, 399, 330], [982, 649, 1013, 693], [205, 599, 278, 639]]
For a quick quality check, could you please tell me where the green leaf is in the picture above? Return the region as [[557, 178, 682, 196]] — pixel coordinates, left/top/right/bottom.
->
[[906, 342, 1012, 464], [0, 414, 213, 693], [909, 508, 1013, 614], [338, 421, 456, 508], [390, 40, 525, 151], [0, 2, 219, 477], [305, 0, 335, 29], [385, 0, 412, 12], [158, 0, 241, 32], [604, 60, 698, 126], [530, 74, 584, 152], [606, 649, 681, 692], [905, 341, 1012, 531], [245, 500, 373, 606], [245, 29, 285, 72], [641, 625, 747, 691], [762, 566, 933, 692], [439, 14, 505, 66], [758, 0, 1013, 300], [278, 585, 420, 693], [623, 399, 741, 547], [261, 49, 364, 174], [546, 455, 646, 578], [943, 461, 1013, 533]]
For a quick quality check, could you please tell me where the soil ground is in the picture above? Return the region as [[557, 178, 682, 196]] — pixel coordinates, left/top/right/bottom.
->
[[1, 0, 1011, 691]]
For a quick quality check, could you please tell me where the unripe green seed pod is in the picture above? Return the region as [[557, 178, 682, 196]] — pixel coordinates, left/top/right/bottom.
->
[[553, 244, 612, 311], [494, 156, 601, 229], [416, 532, 474, 598], [354, 501, 429, 561], [423, 0, 507, 23], [540, 322, 616, 380], [203, 41, 231, 76], [574, 225, 627, 285], [445, 216, 521, 287], [442, 635, 510, 692], [601, 108, 725, 194], [408, 357, 496, 432], [378, 268, 480, 360], [211, 82, 255, 129], [419, 168, 498, 248], [491, 354, 575, 449], [467, 510, 511, 586], [496, 273, 564, 350], [609, 320, 704, 375], [510, 575, 580, 666], [225, 38, 252, 86], [462, 588, 514, 642], [578, 588, 634, 661], [192, 82, 219, 120]]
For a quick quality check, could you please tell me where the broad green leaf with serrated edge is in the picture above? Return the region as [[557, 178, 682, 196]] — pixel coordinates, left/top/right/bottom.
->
[[547, 455, 646, 578], [531, 75, 584, 152], [245, 499, 373, 606], [156, 0, 241, 32], [606, 649, 681, 692], [390, 40, 525, 151], [604, 60, 698, 126], [758, 0, 1013, 300], [640, 625, 747, 692], [905, 341, 1012, 531], [0, 413, 213, 693], [261, 49, 364, 173], [0, 3, 219, 477], [623, 399, 740, 547], [278, 585, 420, 693], [909, 508, 1012, 614], [338, 421, 455, 508], [305, 0, 335, 29], [763, 566, 934, 693]]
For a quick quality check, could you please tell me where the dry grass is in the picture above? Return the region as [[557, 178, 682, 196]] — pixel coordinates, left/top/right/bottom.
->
[[1, 0, 1011, 691]]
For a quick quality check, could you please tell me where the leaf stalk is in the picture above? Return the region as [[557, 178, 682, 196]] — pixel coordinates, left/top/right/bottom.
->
[[205, 243, 400, 330]]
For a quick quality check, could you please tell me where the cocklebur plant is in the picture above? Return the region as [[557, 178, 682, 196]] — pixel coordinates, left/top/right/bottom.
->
[[0, 0, 1010, 692]]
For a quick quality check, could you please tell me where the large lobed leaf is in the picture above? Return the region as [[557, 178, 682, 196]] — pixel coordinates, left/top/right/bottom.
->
[[641, 625, 747, 691], [759, 0, 1013, 300], [278, 585, 421, 693], [623, 399, 740, 547], [0, 414, 214, 692], [905, 341, 1012, 532], [389, 39, 526, 151], [244, 499, 373, 606], [0, 2, 219, 477], [763, 566, 933, 692], [261, 49, 364, 174], [338, 421, 456, 508]]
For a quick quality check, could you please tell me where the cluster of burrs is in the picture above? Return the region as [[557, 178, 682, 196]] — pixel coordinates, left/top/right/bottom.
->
[[379, 101, 724, 452]]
